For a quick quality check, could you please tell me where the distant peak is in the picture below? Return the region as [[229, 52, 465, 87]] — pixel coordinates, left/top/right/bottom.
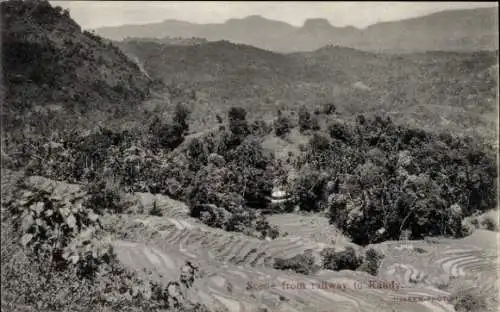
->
[[226, 15, 269, 24], [303, 18, 333, 29], [245, 15, 265, 20]]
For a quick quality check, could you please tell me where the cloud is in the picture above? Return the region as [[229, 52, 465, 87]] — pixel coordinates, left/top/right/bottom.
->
[[50, 1, 497, 29]]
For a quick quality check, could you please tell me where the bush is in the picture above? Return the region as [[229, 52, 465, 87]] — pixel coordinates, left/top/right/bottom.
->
[[1, 173, 210, 312], [322, 102, 336, 115], [148, 117, 185, 150], [451, 288, 488, 312], [328, 121, 351, 143], [256, 214, 279, 239], [321, 247, 362, 271], [311, 115, 321, 131], [216, 114, 223, 124], [228, 106, 249, 138], [187, 137, 208, 170], [158, 123, 185, 150], [274, 113, 291, 137], [357, 248, 384, 275], [84, 177, 127, 214], [298, 106, 312, 133], [251, 119, 271, 136], [308, 133, 330, 155], [291, 166, 327, 212], [2, 181, 104, 272], [173, 102, 190, 134], [150, 200, 162, 216], [273, 251, 317, 275], [480, 216, 498, 231]]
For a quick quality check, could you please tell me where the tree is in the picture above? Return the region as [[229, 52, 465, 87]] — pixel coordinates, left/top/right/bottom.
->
[[216, 114, 223, 124], [173, 103, 190, 134], [227, 107, 249, 140], [274, 113, 291, 138], [321, 247, 362, 271], [311, 115, 320, 131], [187, 137, 207, 170], [149, 117, 185, 150], [298, 106, 312, 133]]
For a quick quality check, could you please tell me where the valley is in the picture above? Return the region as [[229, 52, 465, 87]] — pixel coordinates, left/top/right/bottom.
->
[[1, 2, 498, 312]]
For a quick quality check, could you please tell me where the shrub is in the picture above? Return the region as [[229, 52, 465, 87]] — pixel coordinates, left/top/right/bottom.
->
[[291, 166, 327, 212], [216, 114, 223, 124], [357, 248, 384, 275], [322, 102, 336, 115], [251, 119, 271, 136], [173, 102, 190, 134], [274, 251, 317, 275], [187, 137, 208, 170], [480, 216, 498, 231], [150, 200, 162, 216], [228, 106, 249, 138], [2, 181, 103, 270], [321, 247, 362, 271], [356, 114, 366, 125], [308, 133, 330, 155], [148, 117, 185, 150], [311, 115, 321, 131], [83, 177, 127, 214], [298, 106, 312, 133], [274, 113, 291, 137], [255, 214, 279, 239], [328, 121, 351, 143], [451, 288, 488, 312], [165, 178, 183, 199], [1, 173, 210, 312]]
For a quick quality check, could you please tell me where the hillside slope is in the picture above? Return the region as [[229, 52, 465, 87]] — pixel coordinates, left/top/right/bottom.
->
[[4, 172, 497, 312], [120, 40, 498, 141], [96, 7, 499, 53], [1, 0, 158, 130]]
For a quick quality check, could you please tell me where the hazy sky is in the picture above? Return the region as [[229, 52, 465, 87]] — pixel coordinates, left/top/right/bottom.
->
[[50, 1, 497, 30]]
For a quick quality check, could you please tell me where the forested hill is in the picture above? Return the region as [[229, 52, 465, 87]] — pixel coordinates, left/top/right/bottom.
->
[[1, 0, 159, 131]]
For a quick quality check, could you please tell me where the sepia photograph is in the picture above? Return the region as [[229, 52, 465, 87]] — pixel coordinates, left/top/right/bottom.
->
[[1, 1, 499, 311]]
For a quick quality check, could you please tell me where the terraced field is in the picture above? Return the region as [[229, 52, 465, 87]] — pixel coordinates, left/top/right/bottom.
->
[[2, 171, 498, 312]]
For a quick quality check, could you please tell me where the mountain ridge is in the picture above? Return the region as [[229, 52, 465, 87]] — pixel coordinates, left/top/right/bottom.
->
[[95, 7, 498, 53]]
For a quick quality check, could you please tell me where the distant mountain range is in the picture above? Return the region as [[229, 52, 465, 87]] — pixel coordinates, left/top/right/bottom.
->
[[95, 7, 499, 53]]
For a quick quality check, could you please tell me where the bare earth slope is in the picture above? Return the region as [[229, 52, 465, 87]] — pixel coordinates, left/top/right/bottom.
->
[[4, 172, 497, 312]]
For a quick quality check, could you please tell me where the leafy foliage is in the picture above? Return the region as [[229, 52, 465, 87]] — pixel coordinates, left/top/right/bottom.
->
[[274, 111, 292, 138], [290, 115, 496, 245], [148, 116, 186, 150], [321, 247, 362, 271], [83, 177, 129, 215], [2, 180, 108, 277], [273, 250, 318, 275], [298, 106, 313, 133], [451, 287, 488, 312], [173, 102, 191, 134], [357, 248, 385, 275], [149, 200, 163, 216], [1, 179, 209, 312]]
